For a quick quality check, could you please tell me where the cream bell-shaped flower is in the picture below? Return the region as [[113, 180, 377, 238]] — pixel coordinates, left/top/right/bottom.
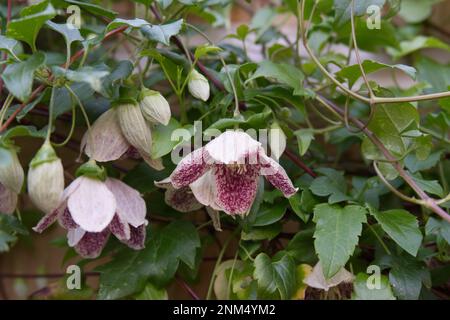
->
[[0, 145, 24, 214], [188, 69, 210, 101], [81, 107, 163, 171], [33, 161, 148, 258], [27, 141, 64, 214], [139, 89, 171, 126], [168, 130, 298, 215]]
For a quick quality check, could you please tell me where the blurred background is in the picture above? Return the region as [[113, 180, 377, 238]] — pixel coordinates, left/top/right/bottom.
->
[[0, 0, 449, 299]]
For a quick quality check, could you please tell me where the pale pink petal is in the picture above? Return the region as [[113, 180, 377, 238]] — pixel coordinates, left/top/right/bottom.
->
[[109, 214, 131, 241], [170, 147, 209, 188], [189, 171, 218, 208], [164, 186, 203, 213], [213, 164, 260, 215], [205, 131, 261, 165], [259, 153, 298, 197], [67, 228, 86, 247], [122, 224, 146, 250], [74, 229, 110, 259], [105, 178, 146, 228], [82, 108, 130, 162], [67, 177, 116, 232], [0, 183, 17, 215]]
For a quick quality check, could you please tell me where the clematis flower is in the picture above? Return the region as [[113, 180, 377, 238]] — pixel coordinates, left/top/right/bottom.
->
[[0, 145, 24, 214], [168, 130, 297, 215], [81, 107, 163, 170], [33, 163, 148, 258], [155, 177, 222, 231]]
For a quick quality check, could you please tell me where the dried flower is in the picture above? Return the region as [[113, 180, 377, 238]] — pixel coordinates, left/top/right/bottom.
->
[[27, 142, 64, 214], [169, 131, 297, 215], [188, 69, 210, 101], [139, 89, 171, 125], [33, 161, 147, 258]]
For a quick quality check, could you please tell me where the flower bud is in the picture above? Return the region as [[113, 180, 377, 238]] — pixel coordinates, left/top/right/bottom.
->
[[188, 70, 210, 101], [139, 89, 171, 126], [28, 142, 64, 213], [268, 122, 286, 160], [0, 145, 24, 194], [117, 102, 153, 158]]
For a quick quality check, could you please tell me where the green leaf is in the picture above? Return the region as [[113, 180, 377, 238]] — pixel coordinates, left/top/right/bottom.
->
[[1, 52, 45, 102], [150, 118, 182, 159], [6, 1, 56, 51], [0, 35, 21, 60], [253, 252, 297, 299], [97, 221, 200, 300], [334, 0, 386, 26], [141, 19, 184, 46], [336, 60, 416, 88], [415, 56, 450, 93], [53, 66, 109, 92], [245, 60, 306, 96], [352, 273, 396, 300], [1, 125, 48, 141], [389, 253, 430, 300], [362, 103, 419, 160], [194, 44, 222, 60], [252, 202, 286, 227], [105, 18, 150, 33], [0, 214, 28, 252], [65, 0, 117, 20], [241, 223, 282, 241], [387, 36, 450, 60], [134, 283, 168, 300], [411, 175, 444, 198], [286, 229, 317, 265], [313, 204, 367, 278], [46, 20, 83, 47], [398, 0, 441, 24], [369, 208, 423, 256], [309, 168, 350, 204], [294, 129, 314, 156]]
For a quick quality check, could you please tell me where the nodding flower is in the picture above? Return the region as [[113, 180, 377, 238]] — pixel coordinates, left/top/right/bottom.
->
[[166, 130, 297, 216], [33, 162, 148, 258]]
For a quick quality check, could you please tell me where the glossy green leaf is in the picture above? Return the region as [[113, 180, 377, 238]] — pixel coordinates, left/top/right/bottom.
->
[[334, 0, 385, 26], [1, 52, 45, 102], [313, 204, 367, 278], [253, 252, 296, 299], [151, 118, 182, 159], [336, 60, 416, 88], [134, 283, 168, 300], [46, 21, 83, 46], [245, 60, 306, 96], [65, 0, 117, 20], [388, 36, 450, 60], [352, 273, 396, 300], [6, 1, 56, 51], [369, 207, 422, 256], [309, 168, 350, 204], [105, 18, 150, 33], [0, 35, 21, 60], [141, 19, 184, 46], [97, 221, 200, 299], [294, 129, 314, 156]]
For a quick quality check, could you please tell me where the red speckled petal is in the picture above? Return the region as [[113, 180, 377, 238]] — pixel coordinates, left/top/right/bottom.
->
[[164, 186, 203, 213], [109, 214, 131, 241], [213, 164, 260, 215], [170, 147, 209, 188], [260, 153, 298, 197], [58, 206, 78, 229], [122, 224, 146, 250], [33, 202, 66, 233], [74, 229, 110, 259]]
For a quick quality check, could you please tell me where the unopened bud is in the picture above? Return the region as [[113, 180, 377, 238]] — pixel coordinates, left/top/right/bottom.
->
[[139, 89, 171, 126], [188, 70, 210, 101], [269, 122, 286, 160], [28, 142, 64, 213], [116, 102, 153, 158], [0, 145, 24, 194]]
